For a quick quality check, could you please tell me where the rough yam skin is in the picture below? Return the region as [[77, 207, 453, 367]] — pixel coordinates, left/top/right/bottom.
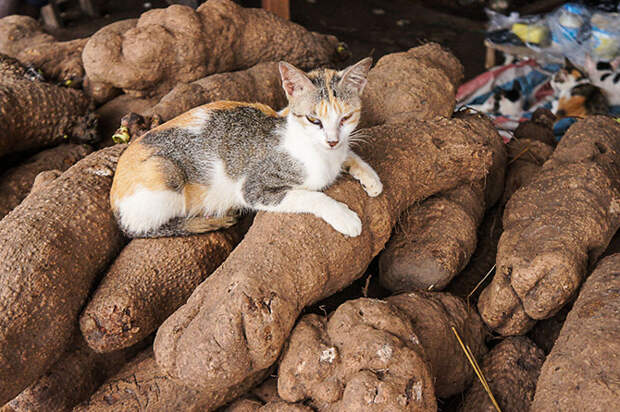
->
[[500, 138, 554, 206], [387, 292, 487, 398], [225, 399, 313, 412], [531, 253, 620, 411], [458, 337, 545, 412], [80, 219, 250, 353], [278, 300, 436, 411], [512, 108, 557, 147], [73, 348, 270, 412], [17, 38, 88, 84], [153, 115, 494, 398], [378, 114, 506, 292], [378, 185, 485, 292], [147, 61, 287, 124], [478, 116, 620, 335], [5, 334, 139, 412], [0, 144, 92, 219], [0, 15, 53, 58], [360, 43, 463, 128], [0, 54, 97, 157], [82, 0, 341, 98], [0, 145, 126, 404]]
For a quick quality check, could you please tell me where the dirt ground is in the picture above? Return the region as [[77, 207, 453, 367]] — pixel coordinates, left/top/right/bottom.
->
[[46, 0, 488, 80]]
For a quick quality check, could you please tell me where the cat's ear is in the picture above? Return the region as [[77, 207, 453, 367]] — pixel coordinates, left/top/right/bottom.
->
[[279, 62, 315, 98], [338, 57, 373, 95], [584, 54, 596, 74], [611, 56, 620, 71]]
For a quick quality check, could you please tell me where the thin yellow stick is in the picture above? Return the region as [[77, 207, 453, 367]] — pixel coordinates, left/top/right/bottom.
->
[[467, 264, 496, 311], [451, 326, 502, 412]]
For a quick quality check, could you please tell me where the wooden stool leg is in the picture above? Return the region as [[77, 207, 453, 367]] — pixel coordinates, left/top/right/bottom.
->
[[262, 0, 289, 20]]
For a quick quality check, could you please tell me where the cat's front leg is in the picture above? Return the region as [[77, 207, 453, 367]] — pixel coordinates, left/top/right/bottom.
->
[[253, 189, 362, 237], [342, 152, 383, 197]]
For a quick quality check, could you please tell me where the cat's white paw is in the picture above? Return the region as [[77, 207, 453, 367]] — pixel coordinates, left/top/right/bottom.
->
[[362, 175, 383, 197], [321, 201, 362, 237]]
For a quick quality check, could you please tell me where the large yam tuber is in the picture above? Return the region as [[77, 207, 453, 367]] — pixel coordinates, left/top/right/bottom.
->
[[82, 0, 342, 98], [531, 253, 620, 411], [153, 115, 495, 400], [0, 54, 98, 157], [0, 16, 53, 57], [5, 334, 140, 412], [80, 218, 251, 352], [458, 337, 545, 412], [73, 348, 270, 412], [278, 301, 436, 411], [0, 15, 87, 84], [0, 144, 92, 219], [277, 292, 486, 410], [0, 145, 126, 404], [360, 43, 463, 127], [378, 113, 506, 292], [478, 116, 620, 335]]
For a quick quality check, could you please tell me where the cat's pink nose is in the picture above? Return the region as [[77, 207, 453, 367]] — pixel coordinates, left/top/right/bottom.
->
[[327, 141, 338, 148]]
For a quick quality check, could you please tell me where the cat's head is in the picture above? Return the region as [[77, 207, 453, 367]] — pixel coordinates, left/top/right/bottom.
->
[[551, 58, 588, 94], [278, 57, 372, 150]]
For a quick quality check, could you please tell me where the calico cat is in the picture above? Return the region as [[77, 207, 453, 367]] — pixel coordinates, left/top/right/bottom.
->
[[110, 57, 382, 238], [584, 56, 620, 106], [469, 81, 524, 118], [550, 59, 609, 118]]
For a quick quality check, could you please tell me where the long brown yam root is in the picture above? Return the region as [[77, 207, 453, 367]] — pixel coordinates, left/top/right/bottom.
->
[[458, 337, 545, 412], [80, 217, 252, 353], [0, 16, 53, 57], [478, 116, 620, 335], [277, 291, 486, 411], [5, 334, 141, 412], [0, 145, 126, 404], [0, 54, 98, 157], [152, 115, 495, 401], [82, 0, 342, 98], [531, 253, 620, 411], [378, 113, 506, 292], [0, 144, 93, 219], [73, 348, 270, 412]]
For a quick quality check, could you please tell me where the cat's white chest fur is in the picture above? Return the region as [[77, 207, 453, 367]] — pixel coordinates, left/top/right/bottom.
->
[[280, 127, 347, 191]]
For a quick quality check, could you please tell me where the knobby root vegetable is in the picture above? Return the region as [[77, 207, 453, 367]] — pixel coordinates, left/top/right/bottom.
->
[[0, 15, 53, 57], [153, 115, 495, 401], [4, 333, 142, 412], [478, 116, 620, 335], [458, 337, 545, 412], [73, 348, 270, 412], [378, 113, 506, 292], [0, 145, 126, 404], [82, 0, 343, 98], [277, 291, 486, 411], [0, 54, 98, 157], [532, 253, 620, 411], [0, 144, 92, 219], [80, 217, 252, 352], [360, 43, 463, 127]]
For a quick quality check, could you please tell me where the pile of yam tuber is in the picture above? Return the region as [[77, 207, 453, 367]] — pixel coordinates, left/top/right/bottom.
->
[[0, 1, 619, 411]]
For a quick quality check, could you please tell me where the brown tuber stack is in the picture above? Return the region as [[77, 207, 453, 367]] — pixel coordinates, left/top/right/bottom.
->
[[80, 217, 251, 352], [0, 145, 126, 405], [532, 253, 620, 411], [0, 54, 97, 157], [277, 292, 486, 410], [478, 116, 620, 335], [458, 336, 545, 412], [152, 114, 495, 404], [0, 144, 92, 219], [82, 0, 343, 98]]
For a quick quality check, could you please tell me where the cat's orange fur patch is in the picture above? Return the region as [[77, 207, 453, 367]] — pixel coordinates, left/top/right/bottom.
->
[[557, 95, 587, 118], [183, 183, 210, 213], [110, 142, 170, 207], [206, 101, 279, 117]]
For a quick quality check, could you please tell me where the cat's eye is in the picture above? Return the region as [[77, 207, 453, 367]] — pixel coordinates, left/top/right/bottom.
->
[[306, 115, 322, 128], [340, 113, 353, 125]]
